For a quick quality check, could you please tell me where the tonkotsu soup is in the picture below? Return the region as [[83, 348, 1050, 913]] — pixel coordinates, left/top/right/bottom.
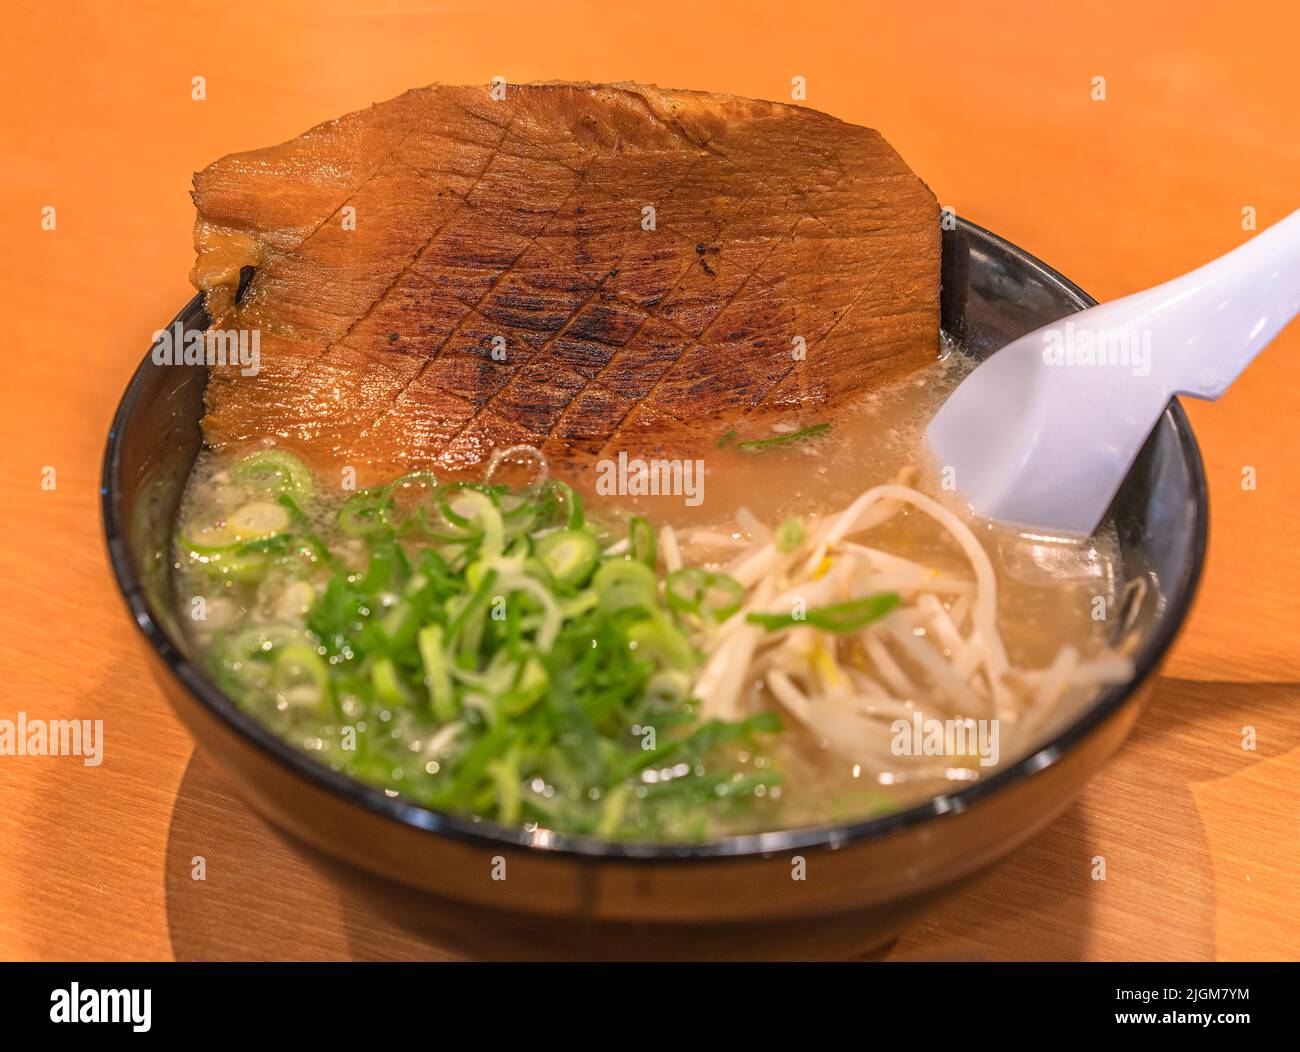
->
[[173, 344, 1139, 841]]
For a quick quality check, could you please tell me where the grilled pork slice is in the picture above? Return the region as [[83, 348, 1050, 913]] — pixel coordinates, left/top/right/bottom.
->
[[192, 82, 939, 485]]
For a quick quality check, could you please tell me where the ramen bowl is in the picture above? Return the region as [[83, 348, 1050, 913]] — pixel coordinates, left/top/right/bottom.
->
[[102, 219, 1206, 958]]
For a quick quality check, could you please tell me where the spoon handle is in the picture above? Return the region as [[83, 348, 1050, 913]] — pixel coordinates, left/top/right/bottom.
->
[[1118, 209, 1300, 401]]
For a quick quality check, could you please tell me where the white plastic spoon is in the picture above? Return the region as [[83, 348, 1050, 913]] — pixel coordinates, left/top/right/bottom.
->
[[927, 210, 1300, 536]]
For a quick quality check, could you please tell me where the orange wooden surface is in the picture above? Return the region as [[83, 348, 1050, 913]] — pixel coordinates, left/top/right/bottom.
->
[[0, 0, 1296, 960]]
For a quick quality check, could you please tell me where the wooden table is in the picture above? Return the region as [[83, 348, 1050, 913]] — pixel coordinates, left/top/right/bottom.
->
[[1, 0, 1296, 961]]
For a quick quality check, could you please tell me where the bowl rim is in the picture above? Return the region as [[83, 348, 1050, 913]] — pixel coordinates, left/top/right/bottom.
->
[[101, 216, 1208, 863]]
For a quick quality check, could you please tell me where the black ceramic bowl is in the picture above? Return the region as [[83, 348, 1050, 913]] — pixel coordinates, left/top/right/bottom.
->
[[102, 219, 1207, 957]]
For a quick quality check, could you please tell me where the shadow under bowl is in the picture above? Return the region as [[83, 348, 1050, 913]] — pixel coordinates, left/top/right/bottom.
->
[[102, 218, 1206, 956]]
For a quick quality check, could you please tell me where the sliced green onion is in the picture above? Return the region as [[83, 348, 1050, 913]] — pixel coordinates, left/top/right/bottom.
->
[[232, 532, 293, 556], [272, 643, 331, 711], [220, 625, 302, 689], [596, 784, 630, 838], [628, 515, 657, 568], [200, 549, 272, 583], [370, 657, 412, 708], [500, 492, 540, 536], [446, 567, 498, 646], [379, 470, 438, 531], [378, 601, 418, 651], [276, 493, 339, 568], [337, 490, 390, 537], [536, 529, 599, 589], [181, 523, 239, 555], [558, 591, 598, 619], [229, 624, 302, 660], [592, 559, 659, 617], [497, 652, 548, 717], [680, 711, 784, 757], [626, 615, 695, 673], [486, 746, 523, 825], [548, 480, 585, 529], [228, 501, 291, 540], [644, 668, 692, 703], [436, 483, 496, 528], [735, 422, 830, 453], [358, 536, 410, 595], [745, 592, 900, 633], [437, 485, 505, 557], [664, 568, 744, 622], [231, 449, 315, 501], [497, 573, 562, 652], [418, 624, 457, 722]]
